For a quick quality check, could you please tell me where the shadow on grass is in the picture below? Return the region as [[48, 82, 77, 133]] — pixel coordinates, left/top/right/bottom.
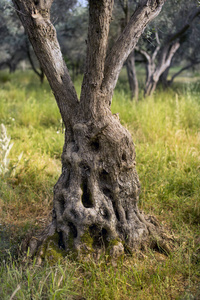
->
[[0, 223, 39, 261]]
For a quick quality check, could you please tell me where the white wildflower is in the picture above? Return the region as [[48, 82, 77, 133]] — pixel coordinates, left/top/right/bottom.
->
[[0, 123, 13, 175]]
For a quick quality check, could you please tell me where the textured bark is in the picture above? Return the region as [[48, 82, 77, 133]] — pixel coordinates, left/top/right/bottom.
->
[[13, 0, 166, 260]]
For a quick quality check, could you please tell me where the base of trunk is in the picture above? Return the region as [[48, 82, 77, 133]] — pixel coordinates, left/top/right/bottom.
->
[[25, 210, 173, 264], [24, 115, 174, 263]]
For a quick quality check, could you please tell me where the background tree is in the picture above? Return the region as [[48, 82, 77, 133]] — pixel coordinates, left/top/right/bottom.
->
[[135, 0, 200, 96], [109, 0, 139, 101], [0, 0, 77, 79], [159, 17, 200, 87], [56, 5, 88, 81], [117, 0, 139, 101], [12, 0, 166, 259], [0, 0, 25, 72]]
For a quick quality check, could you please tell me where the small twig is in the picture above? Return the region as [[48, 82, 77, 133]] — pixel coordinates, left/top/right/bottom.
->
[[57, 275, 64, 287], [10, 285, 21, 300], [7, 3, 27, 16]]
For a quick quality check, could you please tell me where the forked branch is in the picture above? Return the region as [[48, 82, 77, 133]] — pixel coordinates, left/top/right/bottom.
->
[[101, 0, 166, 102]]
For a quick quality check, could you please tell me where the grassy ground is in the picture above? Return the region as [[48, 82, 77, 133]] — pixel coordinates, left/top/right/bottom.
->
[[0, 70, 200, 299]]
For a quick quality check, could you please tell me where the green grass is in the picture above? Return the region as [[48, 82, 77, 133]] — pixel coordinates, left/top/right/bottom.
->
[[0, 70, 200, 299]]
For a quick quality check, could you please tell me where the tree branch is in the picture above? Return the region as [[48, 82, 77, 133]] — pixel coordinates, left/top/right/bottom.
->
[[12, 0, 79, 126], [169, 60, 200, 85], [155, 29, 160, 45], [167, 7, 200, 44], [152, 30, 161, 61], [153, 42, 180, 82], [80, 0, 114, 117], [118, 0, 126, 14], [81, 0, 114, 93], [25, 38, 42, 78], [101, 0, 166, 102], [135, 46, 151, 63]]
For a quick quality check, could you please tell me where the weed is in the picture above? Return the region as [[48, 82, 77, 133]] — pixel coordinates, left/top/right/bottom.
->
[[0, 123, 13, 175]]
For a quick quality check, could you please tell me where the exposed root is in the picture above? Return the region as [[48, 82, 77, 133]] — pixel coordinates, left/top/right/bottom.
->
[[141, 211, 175, 255], [21, 209, 175, 265]]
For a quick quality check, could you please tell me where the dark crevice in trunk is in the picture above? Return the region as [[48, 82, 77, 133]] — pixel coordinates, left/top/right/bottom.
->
[[59, 195, 65, 216], [89, 225, 108, 249], [122, 152, 127, 162], [102, 186, 120, 222], [81, 178, 93, 208], [112, 201, 121, 222], [100, 207, 111, 220], [60, 167, 71, 189], [102, 187, 113, 200], [125, 210, 130, 221], [89, 225, 103, 248], [99, 169, 112, 186], [90, 138, 100, 152], [80, 163, 91, 177], [58, 231, 65, 250], [72, 140, 79, 153], [70, 209, 79, 220], [68, 222, 78, 239]]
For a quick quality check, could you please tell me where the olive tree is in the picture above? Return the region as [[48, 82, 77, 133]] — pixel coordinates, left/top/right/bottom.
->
[[13, 0, 166, 259], [136, 0, 200, 96]]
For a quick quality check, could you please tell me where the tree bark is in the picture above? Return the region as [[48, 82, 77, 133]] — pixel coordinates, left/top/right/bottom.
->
[[13, 0, 167, 260]]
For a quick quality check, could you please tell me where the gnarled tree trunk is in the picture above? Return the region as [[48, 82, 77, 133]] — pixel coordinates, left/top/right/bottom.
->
[[13, 0, 166, 260]]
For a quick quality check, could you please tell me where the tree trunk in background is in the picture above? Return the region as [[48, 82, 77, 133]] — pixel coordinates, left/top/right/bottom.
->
[[13, 0, 167, 260], [139, 7, 200, 96], [159, 66, 170, 88], [26, 39, 45, 84], [126, 51, 139, 101], [143, 42, 180, 96]]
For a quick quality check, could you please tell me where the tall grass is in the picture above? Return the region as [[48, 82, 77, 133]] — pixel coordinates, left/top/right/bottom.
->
[[0, 70, 200, 299], [112, 88, 200, 233]]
